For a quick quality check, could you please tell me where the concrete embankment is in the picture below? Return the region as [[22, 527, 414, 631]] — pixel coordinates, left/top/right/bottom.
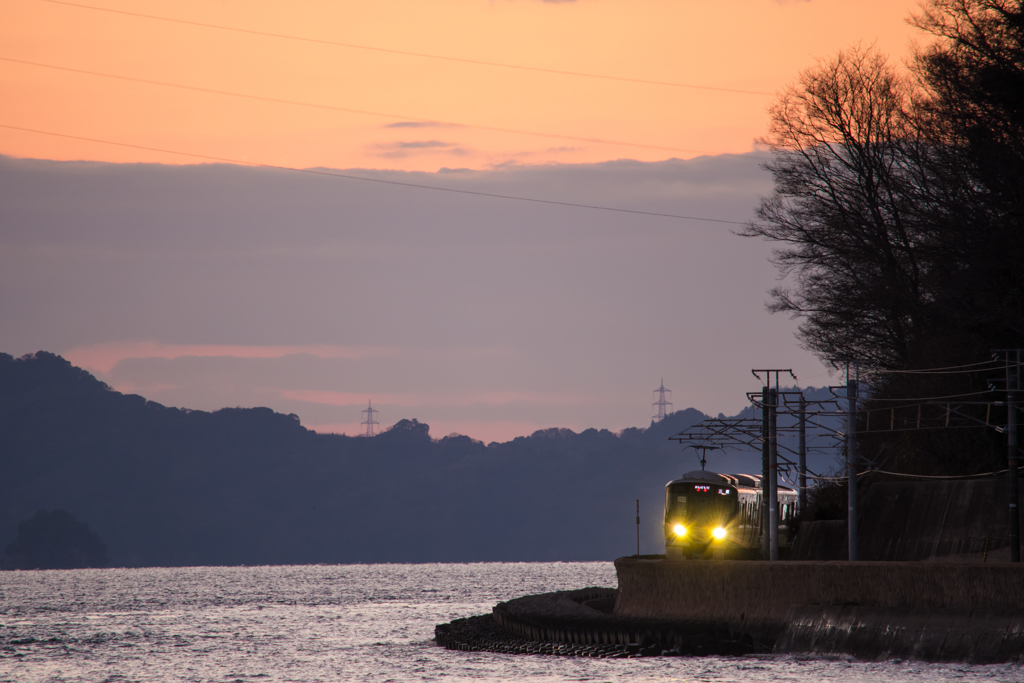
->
[[435, 586, 761, 658], [793, 479, 1024, 562], [437, 481, 1024, 662], [615, 557, 1024, 662]]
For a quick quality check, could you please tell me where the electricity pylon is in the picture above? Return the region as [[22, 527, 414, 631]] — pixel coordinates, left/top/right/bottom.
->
[[653, 378, 673, 422], [361, 400, 379, 437]]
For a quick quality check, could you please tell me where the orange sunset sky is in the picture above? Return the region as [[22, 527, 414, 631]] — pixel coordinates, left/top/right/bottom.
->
[[2, 0, 935, 442], [3, 0, 922, 172]]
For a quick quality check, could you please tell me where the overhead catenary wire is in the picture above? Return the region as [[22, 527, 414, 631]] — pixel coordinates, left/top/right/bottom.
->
[[33, 0, 773, 96], [0, 123, 748, 225], [0, 56, 729, 157]]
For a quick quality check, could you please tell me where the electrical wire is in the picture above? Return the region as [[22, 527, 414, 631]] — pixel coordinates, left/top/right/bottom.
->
[[873, 363, 1021, 375], [0, 123, 748, 225], [851, 389, 993, 404], [0, 56, 722, 156], [874, 359, 1012, 373], [809, 465, 1024, 482], [787, 360, 1019, 385], [33, 0, 773, 96]]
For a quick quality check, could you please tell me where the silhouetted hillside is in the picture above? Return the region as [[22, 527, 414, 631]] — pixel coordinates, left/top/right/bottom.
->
[[0, 352, 825, 567]]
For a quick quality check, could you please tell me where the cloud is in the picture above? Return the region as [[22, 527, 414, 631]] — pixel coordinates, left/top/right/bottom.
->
[[384, 121, 458, 129], [393, 141, 458, 150], [281, 388, 597, 408], [0, 152, 828, 443], [64, 342, 400, 374], [370, 140, 471, 159]]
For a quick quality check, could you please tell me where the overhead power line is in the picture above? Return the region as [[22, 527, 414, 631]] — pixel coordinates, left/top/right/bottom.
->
[[0, 123, 748, 225], [0, 56, 720, 156], [848, 389, 993, 404], [811, 465, 1024, 482], [34, 0, 773, 97], [873, 359, 1018, 375]]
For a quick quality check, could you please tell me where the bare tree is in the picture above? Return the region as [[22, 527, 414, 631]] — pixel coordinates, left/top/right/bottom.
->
[[743, 47, 932, 369], [743, 1, 1024, 474]]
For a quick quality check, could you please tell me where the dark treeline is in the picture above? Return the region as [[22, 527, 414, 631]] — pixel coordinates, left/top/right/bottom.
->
[[743, 0, 1024, 475], [1, 351, 745, 567]]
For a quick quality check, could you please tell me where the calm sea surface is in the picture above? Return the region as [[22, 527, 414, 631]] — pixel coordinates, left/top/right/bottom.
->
[[0, 562, 1019, 682]]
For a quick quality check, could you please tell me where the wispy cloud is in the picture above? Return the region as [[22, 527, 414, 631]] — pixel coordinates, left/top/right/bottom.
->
[[63, 342, 402, 374], [383, 121, 459, 129], [370, 140, 471, 159], [281, 388, 597, 408], [393, 140, 459, 150]]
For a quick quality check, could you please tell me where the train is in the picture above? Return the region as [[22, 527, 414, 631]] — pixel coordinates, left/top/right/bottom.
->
[[664, 470, 798, 559]]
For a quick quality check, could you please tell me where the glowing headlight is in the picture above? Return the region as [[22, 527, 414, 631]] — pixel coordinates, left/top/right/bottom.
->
[[711, 526, 727, 540], [672, 524, 687, 537]]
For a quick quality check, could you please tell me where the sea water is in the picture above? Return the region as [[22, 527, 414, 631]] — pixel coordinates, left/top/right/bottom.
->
[[0, 562, 1019, 682]]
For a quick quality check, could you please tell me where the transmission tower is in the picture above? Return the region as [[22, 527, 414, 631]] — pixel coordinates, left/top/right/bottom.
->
[[361, 400, 380, 437], [652, 378, 673, 422]]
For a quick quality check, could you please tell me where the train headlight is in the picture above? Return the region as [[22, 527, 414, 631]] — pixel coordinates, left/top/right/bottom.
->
[[711, 526, 727, 541], [672, 524, 687, 537]]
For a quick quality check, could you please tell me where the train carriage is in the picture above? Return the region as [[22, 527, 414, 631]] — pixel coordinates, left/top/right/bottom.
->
[[664, 470, 797, 559]]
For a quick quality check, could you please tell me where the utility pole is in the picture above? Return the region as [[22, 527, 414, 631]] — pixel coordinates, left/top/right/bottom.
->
[[798, 394, 807, 516], [996, 349, 1022, 563], [769, 386, 779, 561], [760, 385, 770, 560], [847, 371, 859, 561], [752, 369, 795, 562]]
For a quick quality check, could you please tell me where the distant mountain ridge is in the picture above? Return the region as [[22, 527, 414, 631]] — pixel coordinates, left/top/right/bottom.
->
[[0, 351, 833, 566]]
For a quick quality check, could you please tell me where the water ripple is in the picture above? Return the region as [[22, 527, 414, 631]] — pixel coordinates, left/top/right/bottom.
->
[[0, 563, 1020, 682]]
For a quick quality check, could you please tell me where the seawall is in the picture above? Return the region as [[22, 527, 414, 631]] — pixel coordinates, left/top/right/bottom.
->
[[792, 479, 1024, 562], [614, 557, 1024, 662], [436, 587, 762, 657]]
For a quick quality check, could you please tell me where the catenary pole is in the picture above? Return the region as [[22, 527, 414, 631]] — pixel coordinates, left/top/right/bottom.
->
[[798, 393, 807, 516], [847, 376, 859, 561], [769, 386, 779, 561], [1008, 352, 1020, 562], [761, 385, 770, 561]]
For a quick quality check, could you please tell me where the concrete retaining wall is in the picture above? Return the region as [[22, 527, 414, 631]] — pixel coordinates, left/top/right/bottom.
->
[[614, 557, 1024, 660], [790, 520, 847, 561], [777, 605, 1024, 662], [791, 480, 1024, 562]]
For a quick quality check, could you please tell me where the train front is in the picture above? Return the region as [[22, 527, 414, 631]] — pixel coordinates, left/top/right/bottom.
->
[[664, 471, 739, 559]]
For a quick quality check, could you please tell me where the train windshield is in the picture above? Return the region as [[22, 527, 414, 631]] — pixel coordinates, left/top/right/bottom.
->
[[665, 482, 737, 523]]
